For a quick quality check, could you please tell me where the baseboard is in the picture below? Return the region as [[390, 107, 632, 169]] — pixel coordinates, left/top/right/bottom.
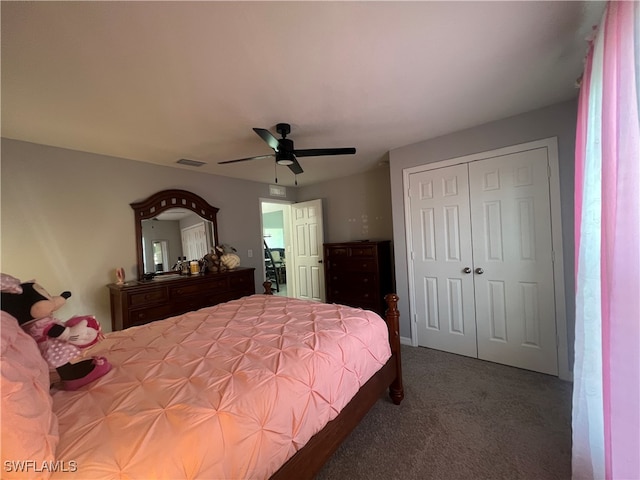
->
[[400, 336, 413, 346]]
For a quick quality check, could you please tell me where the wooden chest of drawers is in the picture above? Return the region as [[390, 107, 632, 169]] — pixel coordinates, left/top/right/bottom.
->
[[324, 241, 393, 316], [107, 267, 255, 331]]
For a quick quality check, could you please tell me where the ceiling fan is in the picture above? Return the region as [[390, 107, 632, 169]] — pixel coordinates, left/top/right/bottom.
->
[[218, 123, 356, 176]]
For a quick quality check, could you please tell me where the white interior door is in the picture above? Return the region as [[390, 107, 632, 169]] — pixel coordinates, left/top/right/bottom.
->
[[291, 199, 325, 302], [408, 146, 559, 375], [409, 164, 478, 357], [469, 148, 558, 375]]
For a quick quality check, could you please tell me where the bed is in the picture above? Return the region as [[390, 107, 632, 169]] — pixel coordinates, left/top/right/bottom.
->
[[1, 289, 403, 479]]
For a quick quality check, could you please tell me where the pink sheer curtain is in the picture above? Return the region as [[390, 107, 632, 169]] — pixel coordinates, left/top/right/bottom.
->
[[573, 2, 639, 480]]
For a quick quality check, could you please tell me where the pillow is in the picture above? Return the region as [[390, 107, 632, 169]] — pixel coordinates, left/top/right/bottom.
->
[[1, 311, 59, 479]]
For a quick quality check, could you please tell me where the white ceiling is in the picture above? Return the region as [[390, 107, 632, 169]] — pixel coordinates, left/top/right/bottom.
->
[[1, 1, 604, 187]]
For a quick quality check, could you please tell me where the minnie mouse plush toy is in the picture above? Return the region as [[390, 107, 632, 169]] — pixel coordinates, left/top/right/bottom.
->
[[1, 273, 112, 390]]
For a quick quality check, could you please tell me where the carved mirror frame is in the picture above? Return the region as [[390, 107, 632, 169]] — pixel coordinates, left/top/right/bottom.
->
[[131, 189, 219, 280]]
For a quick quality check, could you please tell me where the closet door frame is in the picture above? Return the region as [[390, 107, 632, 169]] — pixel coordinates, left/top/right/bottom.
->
[[402, 137, 569, 380]]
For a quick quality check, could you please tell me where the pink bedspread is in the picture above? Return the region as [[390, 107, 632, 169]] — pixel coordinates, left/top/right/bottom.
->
[[50, 295, 391, 479]]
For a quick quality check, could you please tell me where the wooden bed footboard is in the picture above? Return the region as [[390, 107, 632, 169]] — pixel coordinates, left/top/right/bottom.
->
[[264, 282, 404, 479]]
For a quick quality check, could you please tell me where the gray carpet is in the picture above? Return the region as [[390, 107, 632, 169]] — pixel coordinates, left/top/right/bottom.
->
[[316, 346, 573, 480]]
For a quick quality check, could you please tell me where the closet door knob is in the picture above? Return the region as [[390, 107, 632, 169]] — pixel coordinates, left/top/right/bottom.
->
[[475, 267, 484, 275], [463, 267, 472, 274]]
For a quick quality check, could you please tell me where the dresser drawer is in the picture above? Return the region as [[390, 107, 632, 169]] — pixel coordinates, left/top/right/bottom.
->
[[129, 288, 168, 307], [129, 304, 174, 326], [348, 245, 377, 257], [170, 278, 228, 298], [330, 291, 379, 310], [327, 258, 378, 273], [327, 272, 377, 291], [230, 271, 253, 287], [325, 245, 377, 259], [330, 287, 377, 302], [326, 246, 350, 257], [173, 298, 208, 316]]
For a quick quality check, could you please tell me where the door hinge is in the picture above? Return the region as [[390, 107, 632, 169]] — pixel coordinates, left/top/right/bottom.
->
[[547, 164, 552, 179]]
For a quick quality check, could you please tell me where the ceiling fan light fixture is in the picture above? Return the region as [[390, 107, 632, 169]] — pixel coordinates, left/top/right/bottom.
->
[[276, 152, 295, 166]]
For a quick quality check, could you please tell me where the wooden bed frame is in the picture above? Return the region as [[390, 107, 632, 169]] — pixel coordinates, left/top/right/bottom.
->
[[262, 282, 404, 479]]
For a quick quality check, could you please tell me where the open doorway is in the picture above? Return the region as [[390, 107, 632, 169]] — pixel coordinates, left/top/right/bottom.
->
[[260, 198, 326, 302], [260, 200, 292, 297]]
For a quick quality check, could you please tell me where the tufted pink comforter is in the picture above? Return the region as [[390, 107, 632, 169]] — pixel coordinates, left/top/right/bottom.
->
[[50, 294, 391, 479]]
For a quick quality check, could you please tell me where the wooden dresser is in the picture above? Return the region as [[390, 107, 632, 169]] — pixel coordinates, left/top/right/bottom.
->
[[107, 267, 255, 331], [324, 241, 393, 316]]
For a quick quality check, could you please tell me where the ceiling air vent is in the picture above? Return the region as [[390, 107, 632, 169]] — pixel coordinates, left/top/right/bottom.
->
[[177, 158, 206, 167]]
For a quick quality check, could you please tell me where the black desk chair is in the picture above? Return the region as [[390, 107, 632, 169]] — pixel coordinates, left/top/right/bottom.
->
[[264, 240, 280, 292]]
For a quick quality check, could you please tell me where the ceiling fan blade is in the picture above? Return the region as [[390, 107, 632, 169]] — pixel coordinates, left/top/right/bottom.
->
[[287, 156, 303, 175], [293, 147, 356, 157], [218, 154, 274, 165], [253, 128, 280, 151]]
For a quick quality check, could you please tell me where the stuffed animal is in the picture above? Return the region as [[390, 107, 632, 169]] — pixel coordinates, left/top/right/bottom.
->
[[0, 273, 112, 390], [214, 246, 228, 272], [217, 244, 241, 270], [203, 248, 224, 273], [221, 252, 241, 270]]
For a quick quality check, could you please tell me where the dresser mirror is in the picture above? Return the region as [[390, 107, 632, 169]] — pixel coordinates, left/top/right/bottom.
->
[[131, 190, 219, 279]]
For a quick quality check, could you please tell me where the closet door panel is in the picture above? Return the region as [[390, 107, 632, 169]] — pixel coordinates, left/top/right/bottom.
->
[[469, 148, 558, 375], [409, 164, 477, 357]]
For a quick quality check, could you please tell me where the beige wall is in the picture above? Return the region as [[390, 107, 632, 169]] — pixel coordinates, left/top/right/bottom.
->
[[297, 163, 393, 243], [1, 139, 297, 331]]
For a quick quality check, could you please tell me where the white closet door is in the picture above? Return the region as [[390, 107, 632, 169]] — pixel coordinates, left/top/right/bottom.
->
[[409, 164, 478, 357], [469, 148, 558, 375]]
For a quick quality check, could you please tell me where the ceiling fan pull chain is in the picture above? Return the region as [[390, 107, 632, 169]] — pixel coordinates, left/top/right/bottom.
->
[[294, 174, 298, 186], [274, 162, 278, 184]]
